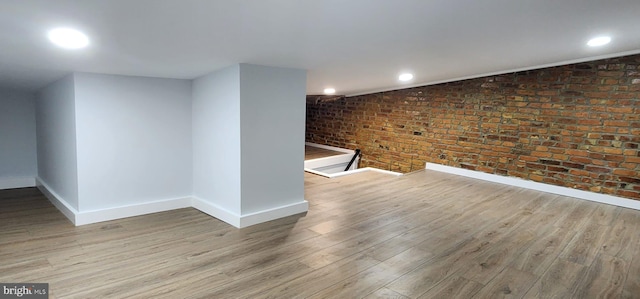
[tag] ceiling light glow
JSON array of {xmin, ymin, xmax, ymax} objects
[
  {"xmin": 323, "ymin": 88, "xmax": 336, "ymax": 94},
  {"xmin": 587, "ymin": 36, "xmax": 611, "ymax": 47},
  {"xmin": 399, "ymin": 73, "xmax": 414, "ymax": 81},
  {"xmin": 48, "ymin": 28, "xmax": 89, "ymax": 49}
]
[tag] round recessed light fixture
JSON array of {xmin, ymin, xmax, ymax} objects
[
  {"xmin": 47, "ymin": 28, "xmax": 89, "ymax": 49},
  {"xmin": 587, "ymin": 36, "xmax": 611, "ymax": 47},
  {"xmin": 323, "ymin": 88, "xmax": 336, "ymax": 95},
  {"xmin": 399, "ymin": 73, "xmax": 414, "ymax": 82}
]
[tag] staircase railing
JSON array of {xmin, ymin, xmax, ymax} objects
[{"xmin": 344, "ymin": 149, "xmax": 361, "ymax": 171}]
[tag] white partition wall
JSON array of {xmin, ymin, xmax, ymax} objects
[
  {"xmin": 36, "ymin": 73, "xmax": 193, "ymax": 224},
  {"xmin": 35, "ymin": 75, "xmax": 80, "ymax": 211},
  {"xmin": 34, "ymin": 65, "xmax": 306, "ymax": 227},
  {"xmin": 74, "ymin": 73, "xmax": 193, "ymax": 212},
  {"xmin": 192, "ymin": 65, "xmax": 243, "ymax": 219},
  {"xmin": 0, "ymin": 89, "xmax": 37, "ymax": 189},
  {"xmin": 239, "ymin": 64, "xmax": 306, "ymax": 215},
  {"xmin": 193, "ymin": 64, "xmax": 308, "ymax": 227}
]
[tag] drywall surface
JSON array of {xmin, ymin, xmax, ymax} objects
[
  {"xmin": 192, "ymin": 65, "xmax": 242, "ymax": 214},
  {"xmin": 35, "ymin": 75, "xmax": 79, "ymax": 209},
  {"xmin": 0, "ymin": 89, "xmax": 37, "ymax": 186},
  {"xmin": 74, "ymin": 73, "xmax": 192, "ymax": 211},
  {"xmin": 239, "ymin": 64, "xmax": 307, "ymax": 214}
]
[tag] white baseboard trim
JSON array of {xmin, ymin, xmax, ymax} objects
[
  {"xmin": 425, "ymin": 163, "xmax": 640, "ymax": 210},
  {"xmin": 305, "ymin": 167, "xmax": 403, "ymax": 178},
  {"xmin": 36, "ymin": 178, "xmax": 78, "ymax": 225},
  {"xmin": 239, "ymin": 200, "xmax": 309, "ymax": 228},
  {"xmin": 191, "ymin": 197, "xmax": 242, "ymax": 228},
  {"xmin": 37, "ymin": 177, "xmax": 193, "ymax": 226},
  {"xmin": 0, "ymin": 177, "xmax": 36, "ymax": 190},
  {"xmin": 191, "ymin": 197, "xmax": 309, "ymax": 228},
  {"xmin": 305, "ymin": 142, "xmax": 354, "ymax": 154},
  {"xmin": 75, "ymin": 197, "xmax": 192, "ymax": 226},
  {"xmin": 35, "ymin": 179, "xmax": 308, "ymax": 228}
]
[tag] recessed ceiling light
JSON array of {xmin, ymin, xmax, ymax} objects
[
  {"xmin": 587, "ymin": 36, "xmax": 611, "ymax": 47},
  {"xmin": 47, "ymin": 28, "xmax": 89, "ymax": 49},
  {"xmin": 323, "ymin": 88, "xmax": 336, "ymax": 95},
  {"xmin": 399, "ymin": 73, "xmax": 414, "ymax": 82}
]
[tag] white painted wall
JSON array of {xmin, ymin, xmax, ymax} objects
[
  {"xmin": 74, "ymin": 73, "xmax": 192, "ymax": 211},
  {"xmin": 0, "ymin": 89, "xmax": 37, "ymax": 188},
  {"xmin": 35, "ymin": 75, "xmax": 79, "ymax": 210},
  {"xmin": 32, "ymin": 66, "xmax": 306, "ymax": 227},
  {"xmin": 239, "ymin": 64, "xmax": 307, "ymax": 214},
  {"xmin": 192, "ymin": 65, "xmax": 242, "ymax": 215}
]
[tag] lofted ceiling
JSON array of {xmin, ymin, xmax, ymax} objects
[{"xmin": 1, "ymin": 0, "xmax": 640, "ymax": 96}]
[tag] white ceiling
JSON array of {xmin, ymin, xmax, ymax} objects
[{"xmin": 1, "ymin": 0, "xmax": 640, "ymax": 96}]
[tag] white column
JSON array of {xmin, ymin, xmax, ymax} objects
[{"xmin": 192, "ymin": 63, "xmax": 308, "ymax": 227}]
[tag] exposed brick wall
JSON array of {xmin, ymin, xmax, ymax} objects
[{"xmin": 306, "ymin": 54, "xmax": 640, "ymax": 200}]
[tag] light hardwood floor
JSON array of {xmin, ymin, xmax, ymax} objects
[
  {"xmin": 1, "ymin": 170, "xmax": 640, "ymax": 298},
  {"xmin": 304, "ymin": 145, "xmax": 346, "ymax": 160}
]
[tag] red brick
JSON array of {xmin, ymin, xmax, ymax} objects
[
  {"xmin": 604, "ymin": 120, "xmax": 628, "ymax": 127},
  {"xmin": 566, "ymin": 149, "xmax": 589, "ymax": 157},
  {"xmin": 585, "ymin": 166, "xmax": 611, "ymax": 173},
  {"xmin": 531, "ymin": 151, "xmax": 553, "ymax": 158},
  {"xmin": 603, "ymin": 147, "xmax": 624, "ymax": 155},
  {"xmin": 617, "ymin": 190, "xmax": 640, "ymax": 198},
  {"xmin": 619, "ymin": 163, "xmax": 637, "ymax": 169}
]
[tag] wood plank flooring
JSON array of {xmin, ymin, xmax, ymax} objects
[
  {"xmin": 1, "ymin": 170, "xmax": 640, "ymax": 298},
  {"xmin": 304, "ymin": 145, "xmax": 345, "ymax": 160}
]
